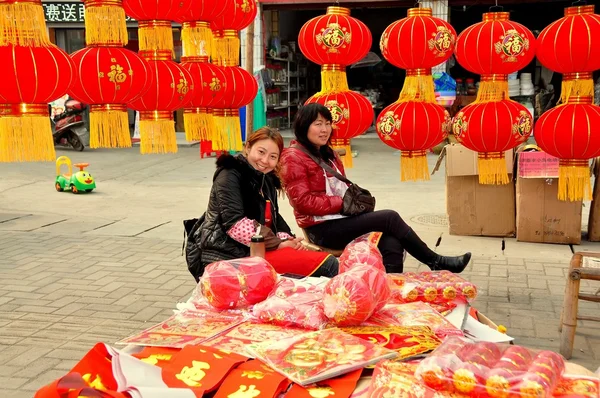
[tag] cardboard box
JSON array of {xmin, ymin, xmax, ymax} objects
[
  {"xmin": 516, "ymin": 152, "xmax": 582, "ymax": 244},
  {"xmin": 435, "ymin": 144, "xmax": 516, "ymax": 237}
]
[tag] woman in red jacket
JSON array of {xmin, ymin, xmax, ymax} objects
[{"xmin": 280, "ymin": 103, "xmax": 471, "ymax": 273}]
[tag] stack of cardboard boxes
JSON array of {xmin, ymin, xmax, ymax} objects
[{"xmin": 437, "ymin": 144, "xmax": 584, "ymax": 244}]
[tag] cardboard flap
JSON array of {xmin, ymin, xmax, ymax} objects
[
  {"xmin": 431, "ymin": 145, "xmax": 447, "ymax": 176},
  {"xmin": 445, "ymin": 144, "xmax": 513, "ymax": 178}
]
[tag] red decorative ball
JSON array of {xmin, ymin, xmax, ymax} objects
[
  {"xmin": 238, "ymin": 257, "xmax": 277, "ymax": 304},
  {"xmin": 180, "ymin": 59, "xmax": 227, "ymax": 108},
  {"xmin": 201, "ymin": 261, "xmax": 240, "ymax": 310},
  {"xmin": 211, "ymin": 0, "xmax": 257, "ymax": 32},
  {"xmin": 324, "ymin": 269, "xmax": 376, "ymax": 326},
  {"xmin": 339, "ymin": 251, "xmax": 385, "ymax": 274},
  {"xmin": 213, "ymin": 66, "xmax": 258, "ymax": 110},
  {"xmin": 123, "ymin": 0, "xmax": 192, "ymax": 21}
]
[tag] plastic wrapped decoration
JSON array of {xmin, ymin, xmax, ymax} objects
[
  {"xmin": 252, "ymin": 278, "xmax": 328, "ymax": 330},
  {"xmin": 389, "ymin": 270, "xmax": 478, "ymax": 305},
  {"xmin": 415, "ymin": 337, "xmax": 566, "ymax": 397},
  {"xmin": 200, "ymin": 257, "xmax": 278, "ymax": 310},
  {"xmin": 339, "ymin": 232, "xmax": 385, "ymax": 274},
  {"xmin": 323, "ymin": 264, "xmax": 391, "ymax": 326}
]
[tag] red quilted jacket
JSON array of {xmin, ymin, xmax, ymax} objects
[{"xmin": 280, "ymin": 141, "xmax": 347, "ymax": 228}]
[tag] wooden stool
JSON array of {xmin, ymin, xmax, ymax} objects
[
  {"xmin": 559, "ymin": 252, "xmax": 600, "ymax": 359},
  {"xmin": 301, "ymin": 229, "xmax": 344, "ymax": 257}
]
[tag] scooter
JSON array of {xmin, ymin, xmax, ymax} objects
[{"xmin": 52, "ymin": 98, "xmax": 89, "ymax": 152}]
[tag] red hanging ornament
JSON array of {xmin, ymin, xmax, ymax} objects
[
  {"xmin": 0, "ymin": 0, "xmax": 50, "ymax": 47},
  {"xmin": 211, "ymin": 0, "xmax": 257, "ymax": 66},
  {"xmin": 69, "ymin": 47, "xmax": 151, "ymax": 148},
  {"xmin": 178, "ymin": 0, "xmax": 227, "ymax": 59},
  {"xmin": 0, "ymin": 44, "xmax": 75, "ymax": 162}
]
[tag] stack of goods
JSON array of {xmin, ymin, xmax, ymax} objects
[{"xmin": 520, "ymin": 73, "xmax": 534, "ymax": 96}]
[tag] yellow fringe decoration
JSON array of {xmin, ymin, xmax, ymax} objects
[
  {"xmin": 214, "ymin": 35, "xmax": 240, "ymax": 66},
  {"xmin": 0, "ymin": 2, "xmax": 50, "ymax": 46},
  {"xmin": 332, "ymin": 143, "xmax": 353, "ymax": 168},
  {"xmin": 182, "ymin": 25, "xmax": 213, "ymax": 58},
  {"xmin": 475, "ymin": 80, "xmax": 509, "ymax": 103},
  {"xmin": 400, "ymin": 151, "xmax": 430, "ymax": 181},
  {"xmin": 139, "ymin": 24, "xmax": 174, "ymax": 53},
  {"xmin": 398, "ymin": 76, "xmax": 436, "ymax": 103},
  {"xmin": 89, "ymin": 110, "xmax": 131, "ymax": 148},
  {"xmin": 213, "ymin": 114, "xmax": 243, "ymax": 151},
  {"xmin": 139, "ymin": 120, "xmax": 178, "ymax": 154},
  {"xmin": 0, "ymin": 115, "xmax": 55, "ymax": 162},
  {"xmin": 558, "ymin": 163, "xmax": 592, "ymax": 202},
  {"xmin": 184, "ymin": 111, "xmax": 214, "ymax": 141},
  {"xmin": 319, "ymin": 70, "xmax": 349, "ymax": 94},
  {"xmin": 84, "ymin": 5, "xmax": 128, "ymax": 46},
  {"xmin": 477, "ymin": 156, "xmax": 510, "ymax": 185},
  {"xmin": 560, "ymin": 79, "xmax": 594, "ymax": 104}
]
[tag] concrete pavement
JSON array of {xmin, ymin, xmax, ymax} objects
[{"xmin": 0, "ymin": 139, "xmax": 598, "ymax": 396}]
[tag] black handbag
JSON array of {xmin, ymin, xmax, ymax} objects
[{"xmin": 291, "ymin": 144, "xmax": 375, "ymax": 216}]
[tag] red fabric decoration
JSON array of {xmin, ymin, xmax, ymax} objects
[
  {"xmin": 181, "ymin": 59, "xmax": 226, "ymax": 109},
  {"xmin": 380, "ymin": 8, "xmax": 456, "ymax": 70},
  {"xmin": 122, "ymin": 0, "xmax": 191, "ymax": 21},
  {"xmin": 177, "ymin": 0, "xmax": 226, "ymax": 23},
  {"xmin": 211, "ymin": 0, "xmax": 257, "ymax": 31}
]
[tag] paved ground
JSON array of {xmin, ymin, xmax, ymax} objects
[{"xmin": 0, "ymin": 138, "xmax": 599, "ymax": 396}]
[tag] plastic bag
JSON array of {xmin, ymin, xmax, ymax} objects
[
  {"xmin": 200, "ymin": 257, "xmax": 278, "ymax": 310},
  {"xmin": 415, "ymin": 336, "xmax": 566, "ymax": 397},
  {"xmin": 323, "ymin": 265, "xmax": 391, "ymax": 326},
  {"xmin": 389, "ymin": 270, "xmax": 478, "ymax": 305},
  {"xmin": 252, "ymin": 278, "xmax": 328, "ymax": 330},
  {"xmin": 339, "ymin": 233, "xmax": 386, "ymax": 274}
]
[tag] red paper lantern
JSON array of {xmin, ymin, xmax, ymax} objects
[
  {"xmin": 178, "ymin": 0, "xmax": 226, "ymax": 22},
  {"xmin": 534, "ymin": 98, "xmax": 600, "ymax": 201},
  {"xmin": 122, "ymin": 0, "xmax": 190, "ymax": 21},
  {"xmin": 452, "ymin": 100, "xmax": 532, "ymax": 184},
  {"xmin": 298, "ymin": 6, "xmax": 371, "ymax": 67},
  {"xmin": 536, "ymin": 5, "xmax": 600, "ymax": 102},
  {"xmin": 0, "ymin": 44, "xmax": 75, "ymax": 162},
  {"xmin": 201, "ymin": 261, "xmax": 241, "ymax": 310},
  {"xmin": 211, "ymin": 0, "xmax": 257, "ymax": 32},
  {"xmin": 455, "ymin": 12, "xmax": 535, "ymax": 76},
  {"xmin": 305, "ymin": 90, "xmax": 374, "ymax": 156},
  {"xmin": 178, "ymin": 0, "xmax": 228, "ymax": 60},
  {"xmin": 129, "ymin": 52, "xmax": 194, "ymax": 154},
  {"xmin": 377, "ymin": 101, "xmax": 448, "ymax": 181},
  {"xmin": 238, "ymin": 257, "xmax": 277, "ymax": 304},
  {"xmin": 69, "ymin": 46, "xmax": 151, "ymax": 148},
  {"xmin": 380, "ymin": 8, "xmax": 456, "ymax": 70}
]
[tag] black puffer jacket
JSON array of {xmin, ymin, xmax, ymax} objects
[{"xmin": 199, "ymin": 154, "xmax": 293, "ymax": 265}]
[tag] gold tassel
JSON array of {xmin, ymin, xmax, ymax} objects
[
  {"xmin": 213, "ymin": 109, "xmax": 242, "ymax": 152},
  {"xmin": 0, "ymin": 1, "xmax": 50, "ymax": 46},
  {"xmin": 331, "ymin": 139, "xmax": 352, "ymax": 168},
  {"xmin": 139, "ymin": 21, "xmax": 174, "ymax": 53},
  {"xmin": 84, "ymin": 2, "xmax": 128, "ymax": 46},
  {"xmin": 89, "ymin": 105, "xmax": 131, "ymax": 148},
  {"xmin": 318, "ymin": 66, "xmax": 349, "ymax": 94},
  {"xmin": 184, "ymin": 108, "xmax": 214, "ymax": 141},
  {"xmin": 477, "ymin": 152, "xmax": 510, "ymax": 185},
  {"xmin": 0, "ymin": 114, "xmax": 55, "ymax": 162},
  {"xmin": 139, "ymin": 111, "xmax": 177, "ymax": 154},
  {"xmin": 398, "ymin": 70, "xmax": 436, "ymax": 103},
  {"xmin": 475, "ymin": 78, "xmax": 509, "ymax": 103},
  {"xmin": 400, "ymin": 150, "xmax": 430, "ymax": 181},
  {"xmin": 182, "ymin": 22, "xmax": 213, "ymax": 58},
  {"xmin": 560, "ymin": 76, "xmax": 594, "ymax": 104},
  {"xmin": 558, "ymin": 160, "xmax": 592, "ymax": 201},
  {"xmin": 214, "ymin": 30, "xmax": 240, "ymax": 66}
]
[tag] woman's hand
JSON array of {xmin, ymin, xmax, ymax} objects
[{"xmin": 278, "ymin": 237, "xmax": 307, "ymax": 251}]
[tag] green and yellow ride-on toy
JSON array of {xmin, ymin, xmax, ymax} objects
[{"xmin": 55, "ymin": 156, "xmax": 96, "ymax": 194}]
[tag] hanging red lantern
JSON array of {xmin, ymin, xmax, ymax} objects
[
  {"xmin": 0, "ymin": 44, "xmax": 75, "ymax": 162},
  {"xmin": 178, "ymin": 0, "xmax": 228, "ymax": 59},
  {"xmin": 211, "ymin": 65, "xmax": 257, "ymax": 151},
  {"xmin": 0, "ymin": 0, "xmax": 50, "ymax": 47},
  {"xmin": 180, "ymin": 56, "xmax": 227, "ymax": 141},
  {"xmin": 211, "ymin": 0, "xmax": 257, "ymax": 66},
  {"xmin": 69, "ymin": 47, "xmax": 151, "ymax": 148},
  {"xmin": 305, "ymin": 90, "xmax": 374, "ymax": 166},
  {"xmin": 298, "ymin": 6, "xmax": 371, "ymax": 93},
  {"xmin": 380, "ymin": 8, "xmax": 456, "ymax": 102},
  {"xmin": 536, "ymin": 5, "xmax": 600, "ymax": 102},
  {"xmin": 128, "ymin": 51, "xmax": 194, "ymax": 154},
  {"xmin": 376, "ymin": 101, "xmax": 448, "ymax": 181},
  {"xmin": 534, "ymin": 98, "xmax": 600, "ymax": 201},
  {"xmin": 455, "ymin": 12, "xmax": 535, "ymax": 102},
  {"xmin": 452, "ymin": 100, "xmax": 533, "ymax": 184}
]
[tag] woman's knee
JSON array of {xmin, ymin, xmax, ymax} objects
[{"xmin": 314, "ymin": 255, "xmax": 339, "ymax": 277}]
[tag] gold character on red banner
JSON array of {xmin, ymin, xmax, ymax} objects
[
  {"xmin": 228, "ymin": 385, "xmax": 261, "ymax": 398},
  {"xmin": 176, "ymin": 360, "xmax": 211, "ymax": 387}
]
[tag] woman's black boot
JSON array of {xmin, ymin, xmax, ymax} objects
[{"xmin": 400, "ymin": 229, "xmax": 471, "ymax": 274}]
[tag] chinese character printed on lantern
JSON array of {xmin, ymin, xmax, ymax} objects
[{"xmin": 108, "ymin": 64, "xmax": 127, "ymax": 83}]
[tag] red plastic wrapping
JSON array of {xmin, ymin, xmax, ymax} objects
[
  {"xmin": 252, "ymin": 278, "xmax": 328, "ymax": 330},
  {"xmin": 339, "ymin": 233, "xmax": 386, "ymax": 274},
  {"xmin": 200, "ymin": 257, "xmax": 278, "ymax": 310},
  {"xmin": 324, "ymin": 265, "xmax": 391, "ymax": 326},
  {"xmin": 415, "ymin": 337, "xmax": 566, "ymax": 397},
  {"xmin": 389, "ymin": 270, "xmax": 478, "ymax": 305}
]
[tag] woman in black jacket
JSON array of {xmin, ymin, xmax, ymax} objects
[{"xmin": 197, "ymin": 127, "xmax": 338, "ymax": 278}]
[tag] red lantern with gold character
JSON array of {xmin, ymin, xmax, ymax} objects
[
  {"xmin": 69, "ymin": 47, "xmax": 151, "ymax": 148},
  {"xmin": 211, "ymin": 0, "xmax": 257, "ymax": 66},
  {"xmin": 0, "ymin": 44, "xmax": 75, "ymax": 162},
  {"xmin": 377, "ymin": 101, "xmax": 449, "ymax": 181},
  {"xmin": 178, "ymin": 0, "xmax": 227, "ymax": 59},
  {"xmin": 537, "ymin": 5, "xmax": 600, "ymax": 102},
  {"xmin": 305, "ymin": 90, "xmax": 374, "ymax": 164},
  {"xmin": 535, "ymin": 98, "xmax": 600, "ymax": 201},
  {"xmin": 129, "ymin": 51, "xmax": 194, "ymax": 154},
  {"xmin": 452, "ymin": 100, "xmax": 533, "ymax": 184}
]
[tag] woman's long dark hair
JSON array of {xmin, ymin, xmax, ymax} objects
[{"xmin": 293, "ymin": 103, "xmax": 337, "ymax": 163}]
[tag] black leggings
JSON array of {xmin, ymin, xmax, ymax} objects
[{"xmin": 305, "ymin": 210, "xmax": 409, "ymax": 271}]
